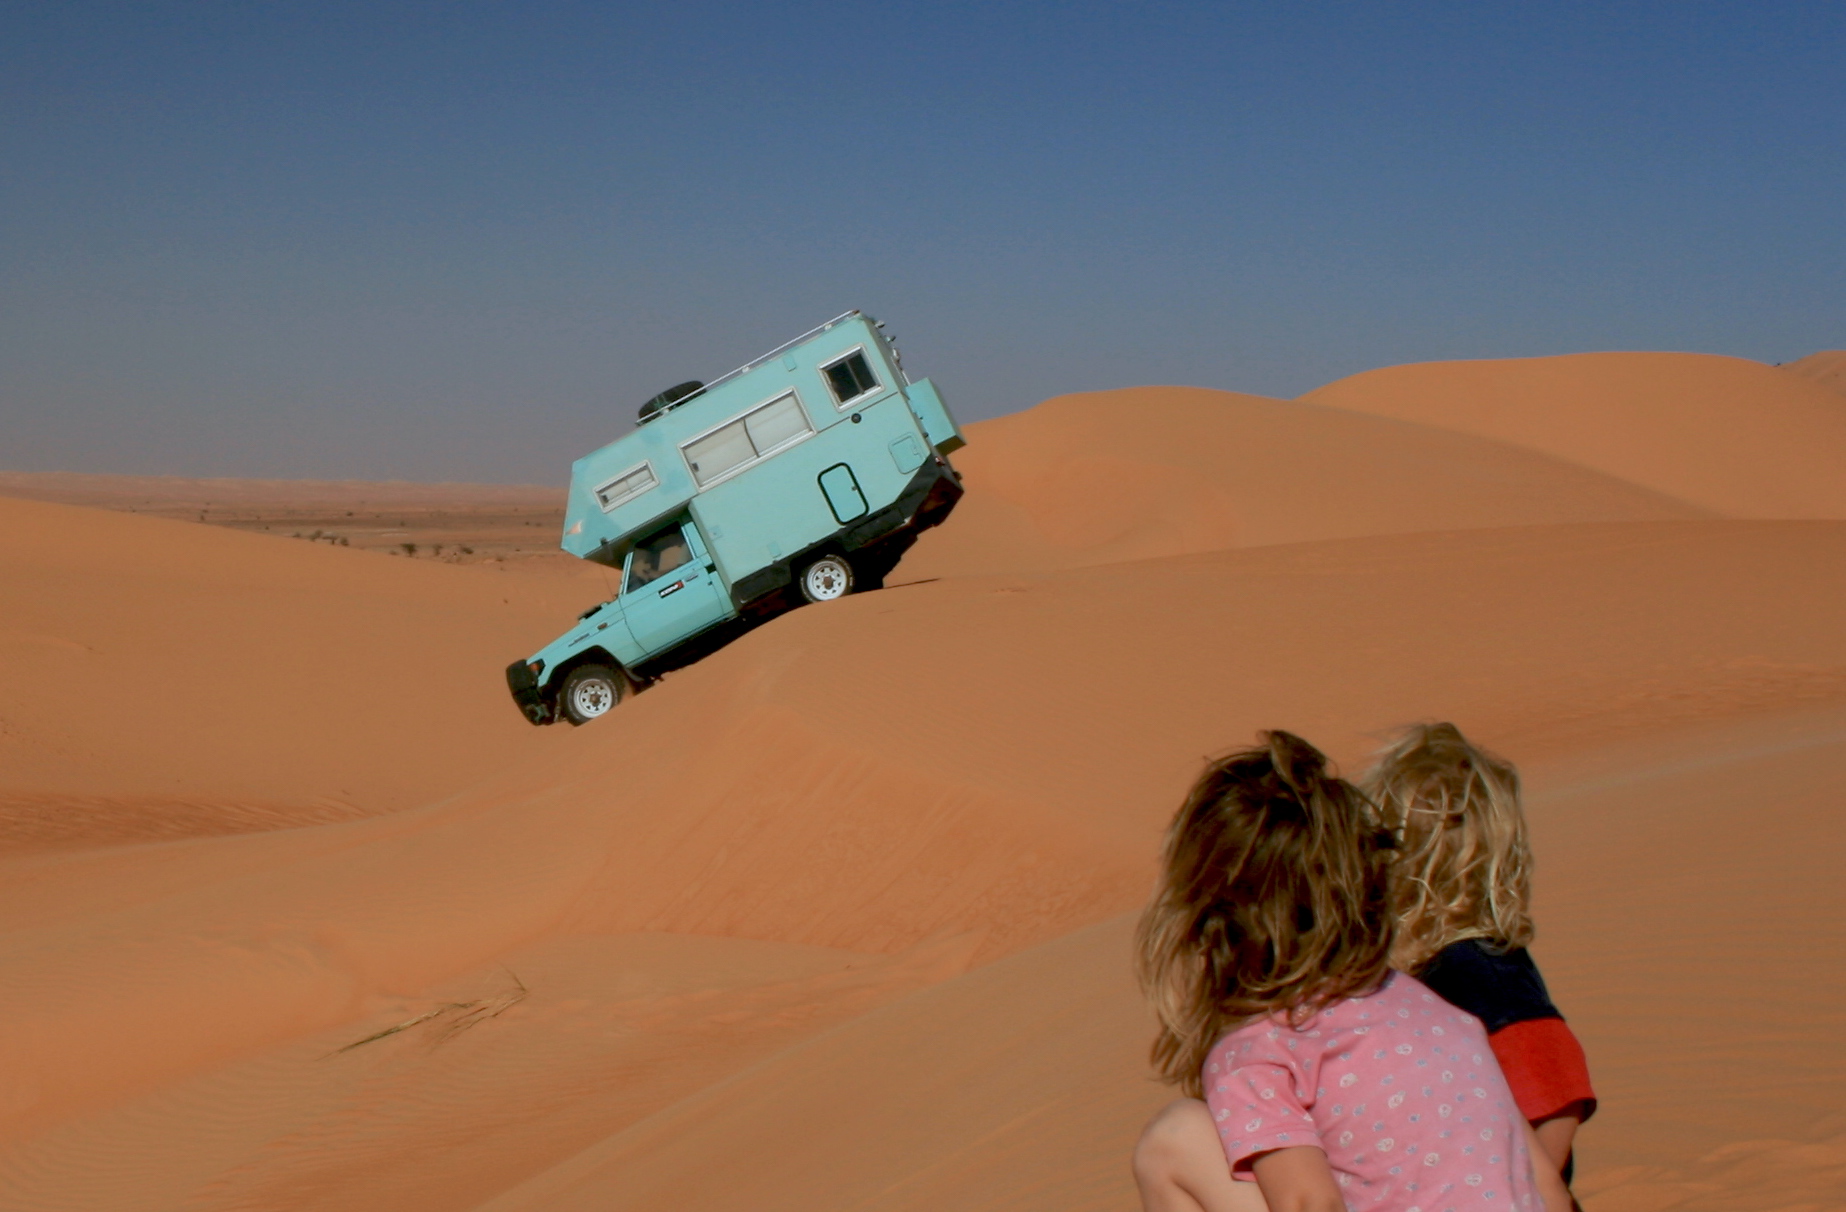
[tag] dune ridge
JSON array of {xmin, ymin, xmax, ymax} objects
[
  {"xmin": 900, "ymin": 385, "xmax": 1704, "ymax": 579},
  {"xmin": 1300, "ymin": 352, "xmax": 1846, "ymax": 519},
  {"xmin": 1782, "ymin": 349, "xmax": 1846, "ymax": 396}
]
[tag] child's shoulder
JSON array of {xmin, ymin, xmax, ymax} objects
[
  {"xmin": 1352, "ymin": 969, "xmax": 1490, "ymax": 1027},
  {"xmin": 1415, "ymin": 939, "xmax": 1561, "ymax": 1033},
  {"xmin": 1212, "ymin": 972, "xmax": 1477, "ymax": 1054}
]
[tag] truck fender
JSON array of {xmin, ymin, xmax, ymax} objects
[{"xmin": 544, "ymin": 647, "xmax": 643, "ymax": 699}]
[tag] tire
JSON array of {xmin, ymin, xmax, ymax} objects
[
  {"xmin": 797, "ymin": 554, "xmax": 854, "ymax": 603},
  {"xmin": 559, "ymin": 664, "xmax": 624, "ymax": 725}
]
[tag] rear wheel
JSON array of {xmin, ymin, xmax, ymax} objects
[
  {"xmin": 559, "ymin": 664, "xmax": 624, "ymax": 725},
  {"xmin": 797, "ymin": 555, "xmax": 854, "ymax": 603}
]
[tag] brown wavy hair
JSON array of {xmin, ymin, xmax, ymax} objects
[
  {"xmin": 1135, "ymin": 731, "xmax": 1394, "ymax": 1096},
  {"xmin": 1361, "ymin": 723, "xmax": 1534, "ymax": 974}
]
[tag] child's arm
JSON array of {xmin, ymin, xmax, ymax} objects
[
  {"xmin": 1133, "ymin": 1098, "xmax": 1272, "ymax": 1212},
  {"xmin": 1532, "ymin": 1100, "xmax": 1588, "ymax": 1171},
  {"xmin": 1522, "ymin": 1120, "xmax": 1574, "ymax": 1212},
  {"xmin": 1249, "ymin": 1146, "xmax": 1344, "ymax": 1212}
]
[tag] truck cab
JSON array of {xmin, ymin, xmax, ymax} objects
[{"xmin": 506, "ymin": 311, "xmax": 965, "ymax": 725}]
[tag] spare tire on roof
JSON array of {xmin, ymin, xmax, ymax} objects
[{"xmin": 638, "ymin": 380, "xmax": 704, "ymax": 423}]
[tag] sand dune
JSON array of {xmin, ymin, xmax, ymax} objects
[
  {"xmin": 3, "ymin": 509, "xmax": 1843, "ymax": 1209},
  {"xmin": 1783, "ymin": 349, "xmax": 1846, "ymax": 396},
  {"xmin": 0, "ymin": 495, "xmax": 599, "ymax": 842},
  {"xmin": 473, "ymin": 707, "xmax": 1846, "ymax": 1212},
  {"xmin": 2, "ymin": 350, "xmax": 1843, "ymax": 1212},
  {"xmin": 1, "ymin": 932, "xmax": 974, "ymax": 1212},
  {"xmin": 1300, "ymin": 352, "xmax": 1846, "ymax": 518},
  {"xmin": 471, "ymin": 913, "xmax": 1165, "ymax": 1212},
  {"xmin": 901, "ymin": 386, "xmax": 1703, "ymax": 579}
]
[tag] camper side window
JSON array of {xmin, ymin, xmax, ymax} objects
[
  {"xmin": 822, "ymin": 350, "xmax": 879, "ymax": 407},
  {"xmin": 593, "ymin": 461, "xmax": 658, "ymax": 512},
  {"xmin": 627, "ymin": 526, "xmax": 692, "ymax": 592},
  {"xmin": 682, "ymin": 392, "xmax": 815, "ymax": 488},
  {"xmin": 683, "ymin": 419, "xmax": 755, "ymax": 486}
]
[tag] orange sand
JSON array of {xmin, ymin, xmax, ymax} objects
[
  {"xmin": 1, "ymin": 351, "xmax": 1841, "ymax": 1211},
  {"xmin": 1783, "ymin": 350, "xmax": 1846, "ymax": 397},
  {"xmin": 1300, "ymin": 352, "xmax": 1846, "ymax": 518}
]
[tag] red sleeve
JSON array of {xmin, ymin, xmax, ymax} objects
[{"xmin": 1489, "ymin": 1017, "xmax": 1597, "ymax": 1125}]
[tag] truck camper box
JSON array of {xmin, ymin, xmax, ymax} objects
[{"xmin": 506, "ymin": 311, "xmax": 965, "ymax": 726}]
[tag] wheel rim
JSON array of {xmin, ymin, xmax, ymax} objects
[
  {"xmin": 804, "ymin": 559, "xmax": 849, "ymax": 601},
  {"xmin": 570, "ymin": 677, "xmax": 616, "ymax": 718}
]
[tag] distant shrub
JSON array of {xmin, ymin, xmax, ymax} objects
[{"xmin": 402, "ymin": 542, "xmax": 418, "ymax": 556}]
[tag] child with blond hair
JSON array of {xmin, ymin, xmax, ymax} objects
[
  {"xmin": 1131, "ymin": 730, "xmax": 1571, "ymax": 1212},
  {"xmin": 1364, "ymin": 723, "xmax": 1594, "ymax": 1182}
]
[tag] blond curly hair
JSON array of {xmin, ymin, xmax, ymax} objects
[{"xmin": 1362, "ymin": 723, "xmax": 1534, "ymax": 974}]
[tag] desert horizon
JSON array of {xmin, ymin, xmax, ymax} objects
[{"xmin": 3, "ymin": 346, "xmax": 1843, "ymax": 1209}]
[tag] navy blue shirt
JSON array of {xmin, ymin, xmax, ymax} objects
[{"xmin": 1415, "ymin": 938, "xmax": 1562, "ymax": 1033}]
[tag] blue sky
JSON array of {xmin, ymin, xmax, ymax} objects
[{"xmin": 3, "ymin": 1, "xmax": 1842, "ymax": 483}]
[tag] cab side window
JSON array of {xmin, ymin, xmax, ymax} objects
[{"xmin": 626, "ymin": 525, "xmax": 692, "ymax": 592}]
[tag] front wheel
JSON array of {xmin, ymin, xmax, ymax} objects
[
  {"xmin": 797, "ymin": 555, "xmax": 854, "ymax": 603},
  {"xmin": 559, "ymin": 664, "xmax": 624, "ymax": 725}
]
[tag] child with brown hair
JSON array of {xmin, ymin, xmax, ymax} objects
[
  {"xmin": 1363, "ymin": 723, "xmax": 1595, "ymax": 1182},
  {"xmin": 1132, "ymin": 730, "xmax": 1570, "ymax": 1212}
]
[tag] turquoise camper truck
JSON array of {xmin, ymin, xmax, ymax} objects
[{"xmin": 506, "ymin": 311, "xmax": 966, "ymax": 726}]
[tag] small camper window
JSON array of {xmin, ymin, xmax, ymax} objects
[
  {"xmin": 683, "ymin": 392, "xmax": 815, "ymax": 488},
  {"xmin": 593, "ymin": 462, "xmax": 658, "ymax": 512},
  {"xmin": 822, "ymin": 349, "xmax": 879, "ymax": 407}
]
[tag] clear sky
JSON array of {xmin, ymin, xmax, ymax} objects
[{"xmin": 4, "ymin": 1, "xmax": 1842, "ymax": 484}]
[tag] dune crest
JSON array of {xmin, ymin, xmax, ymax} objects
[
  {"xmin": 1300, "ymin": 352, "xmax": 1846, "ymax": 518},
  {"xmin": 1781, "ymin": 349, "xmax": 1846, "ymax": 396},
  {"xmin": 902, "ymin": 386, "xmax": 1703, "ymax": 580}
]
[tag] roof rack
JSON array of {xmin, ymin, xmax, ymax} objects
[{"xmin": 649, "ymin": 310, "xmax": 863, "ymax": 420}]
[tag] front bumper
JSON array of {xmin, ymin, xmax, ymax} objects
[{"xmin": 504, "ymin": 659, "xmax": 553, "ymax": 726}]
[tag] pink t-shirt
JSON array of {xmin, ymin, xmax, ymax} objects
[{"xmin": 1203, "ymin": 971, "xmax": 1541, "ymax": 1212}]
